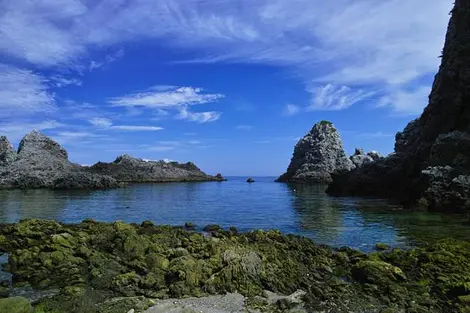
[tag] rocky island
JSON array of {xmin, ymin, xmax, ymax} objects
[
  {"xmin": 276, "ymin": 121, "xmax": 354, "ymax": 184},
  {"xmin": 0, "ymin": 219, "xmax": 469, "ymax": 313},
  {"xmin": 326, "ymin": 0, "xmax": 470, "ymax": 213},
  {"xmin": 0, "ymin": 131, "xmax": 224, "ymax": 190}
]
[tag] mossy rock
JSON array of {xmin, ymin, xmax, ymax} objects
[
  {"xmin": 352, "ymin": 260, "xmax": 406, "ymax": 285},
  {"xmin": 0, "ymin": 297, "xmax": 31, "ymax": 313},
  {"xmin": 203, "ymin": 225, "xmax": 222, "ymax": 232}
]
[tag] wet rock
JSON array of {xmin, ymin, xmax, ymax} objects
[
  {"xmin": 87, "ymin": 154, "xmax": 222, "ymax": 183},
  {"xmin": 352, "ymin": 260, "xmax": 407, "ymax": 285},
  {"xmin": 184, "ymin": 223, "xmax": 196, "ymax": 230},
  {"xmin": 246, "ymin": 178, "xmax": 255, "ymax": 183},
  {"xmin": 0, "ymin": 296, "xmax": 31, "ymax": 313},
  {"xmin": 203, "ymin": 224, "xmax": 222, "ymax": 232},
  {"xmin": 277, "ymin": 121, "xmax": 354, "ymax": 184}
]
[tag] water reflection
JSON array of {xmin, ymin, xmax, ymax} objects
[{"xmin": 0, "ymin": 177, "xmax": 468, "ymax": 251}]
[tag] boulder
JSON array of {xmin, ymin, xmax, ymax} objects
[
  {"xmin": 277, "ymin": 121, "xmax": 354, "ymax": 184},
  {"xmin": 247, "ymin": 178, "xmax": 255, "ymax": 183},
  {"xmin": 327, "ymin": 1, "xmax": 470, "ymax": 213},
  {"xmin": 350, "ymin": 148, "xmax": 374, "ymax": 168}
]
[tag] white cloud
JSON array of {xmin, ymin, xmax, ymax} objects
[
  {"xmin": 109, "ymin": 125, "xmax": 163, "ymax": 131},
  {"xmin": 188, "ymin": 140, "xmax": 201, "ymax": 145},
  {"xmin": 236, "ymin": 125, "xmax": 252, "ymax": 130},
  {"xmin": 110, "ymin": 86, "xmax": 223, "ymax": 109},
  {"xmin": 0, "ymin": 0, "xmax": 451, "ymax": 115},
  {"xmin": 0, "ymin": 65, "xmax": 55, "ymax": 117},
  {"xmin": 307, "ymin": 84, "xmax": 375, "ymax": 111},
  {"xmin": 89, "ymin": 117, "xmax": 113, "ymax": 128},
  {"xmin": 50, "ymin": 75, "xmax": 82, "ymax": 87},
  {"xmin": 88, "ymin": 117, "xmax": 163, "ymax": 131},
  {"xmin": 377, "ymin": 86, "xmax": 431, "ymax": 115},
  {"xmin": 283, "ymin": 104, "xmax": 300, "ymax": 116},
  {"xmin": 0, "ymin": 120, "xmax": 65, "ymax": 142},
  {"xmin": 177, "ymin": 107, "xmax": 221, "ymax": 123}
]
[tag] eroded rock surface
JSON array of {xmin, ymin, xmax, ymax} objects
[{"xmin": 277, "ymin": 121, "xmax": 354, "ymax": 183}]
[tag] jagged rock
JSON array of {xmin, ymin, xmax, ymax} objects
[
  {"xmin": 87, "ymin": 154, "xmax": 223, "ymax": 183},
  {"xmin": 350, "ymin": 148, "xmax": 374, "ymax": 168},
  {"xmin": 367, "ymin": 151, "xmax": 383, "ymax": 161},
  {"xmin": 327, "ymin": 1, "xmax": 470, "ymax": 213},
  {"xmin": 0, "ymin": 131, "xmax": 120, "ymax": 189},
  {"xmin": 277, "ymin": 121, "xmax": 354, "ymax": 183},
  {"xmin": 0, "ymin": 136, "xmax": 16, "ymax": 167}
]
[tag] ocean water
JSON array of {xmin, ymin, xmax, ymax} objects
[{"xmin": 0, "ymin": 176, "xmax": 469, "ymax": 251}]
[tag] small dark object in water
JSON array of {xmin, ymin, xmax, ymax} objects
[
  {"xmin": 184, "ymin": 222, "xmax": 196, "ymax": 230},
  {"xmin": 203, "ymin": 224, "xmax": 222, "ymax": 232},
  {"xmin": 247, "ymin": 178, "xmax": 255, "ymax": 183}
]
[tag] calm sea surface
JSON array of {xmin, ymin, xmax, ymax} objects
[{"xmin": 0, "ymin": 176, "xmax": 469, "ymax": 251}]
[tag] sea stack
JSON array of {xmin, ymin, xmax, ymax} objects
[
  {"xmin": 327, "ymin": 0, "xmax": 470, "ymax": 213},
  {"xmin": 276, "ymin": 121, "xmax": 354, "ymax": 184}
]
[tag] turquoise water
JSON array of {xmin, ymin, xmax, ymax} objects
[{"xmin": 0, "ymin": 176, "xmax": 469, "ymax": 251}]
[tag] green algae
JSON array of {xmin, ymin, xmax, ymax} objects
[{"xmin": 0, "ymin": 219, "xmax": 468, "ymax": 313}]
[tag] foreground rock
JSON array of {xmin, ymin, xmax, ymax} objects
[
  {"xmin": 327, "ymin": 1, "xmax": 470, "ymax": 212},
  {"xmin": 87, "ymin": 154, "xmax": 225, "ymax": 183},
  {"xmin": 0, "ymin": 297, "xmax": 31, "ymax": 313},
  {"xmin": 0, "ymin": 131, "xmax": 120, "ymax": 189},
  {"xmin": 277, "ymin": 121, "xmax": 354, "ymax": 183},
  {"xmin": 0, "ymin": 219, "xmax": 469, "ymax": 313}
]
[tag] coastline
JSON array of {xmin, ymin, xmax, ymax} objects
[{"xmin": 0, "ymin": 219, "xmax": 469, "ymax": 313}]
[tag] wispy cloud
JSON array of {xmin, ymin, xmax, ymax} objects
[
  {"xmin": 0, "ymin": 120, "xmax": 65, "ymax": 142},
  {"xmin": 236, "ymin": 125, "xmax": 252, "ymax": 130},
  {"xmin": 307, "ymin": 84, "xmax": 375, "ymax": 111},
  {"xmin": 0, "ymin": 65, "xmax": 56, "ymax": 117},
  {"xmin": 89, "ymin": 48, "xmax": 125, "ymax": 72},
  {"xmin": 283, "ymin": 104, "xmax": 300, "ymax": 116},
  {"xmin": 88, "ymin": 117, "xmax": 163, "ymax": 131},
  {"xmin": 177, "ymin": 107, "xmax": 222, "ymax": 123}
]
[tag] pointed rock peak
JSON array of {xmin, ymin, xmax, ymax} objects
[
  {"xmin": 0, "ymin": 135, "xmax": 16, "ymax": 167},
  {"xmin": 354, "ymin": 148, "xmax": 365, "ymax": 156},
  {"xmin": 113, "ymin": 154, "xmax": 136, "ymax": 163},
  {"xmin": 17, "ymin": 130, "xmax": 68, "ymax": 160}
]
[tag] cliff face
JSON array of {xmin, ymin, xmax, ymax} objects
[
  {"xmin": 277, "ymin": 121, "xmax": 354, "ymax": 183},
  {"xmin": 87, "ymin": 154, "xmax": 224, "ymax": 183},
  {"xmin": 327, "ymin": 0, "xmax": 470, "ymax": 212}
]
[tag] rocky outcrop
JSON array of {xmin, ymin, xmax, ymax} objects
[
  {"xmin": 350, "ymin": 148, "xmax": 374, "ymax": 168},
  {"xmin": 277, "ymin": 121, "xmax": 354, "ymax": 183},
  {"xmin": 0, "ymin": 136, "xmax": 16, "ymax": 167},
  {"xmin": 87, "ymin": 154, "xmax": 224, "ymax": 183},
  {"xmin": 0, "ymin": 131, "xmax": 120, "ymax": 189},
  {"xmin": 327, "ymin": 0, "xmax": 470, "ymax": 212}
]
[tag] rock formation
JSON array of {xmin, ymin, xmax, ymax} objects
[
  {"xmin": 277, "ymin": 121, "xmax": 354, "ymax": 183},
  {"xmin": 0, "ymin": 131, "xmax": 120, "ymax": 189},
  {"xmin": 0, "ymin": 131, "xmax": 223, "ymax": 189},
  {"xmin": 327, "ymin": 0, "xmax": 470, "ymax": 212},
  {"xmin": 86, "ymin": 154, "xmax": 224, "ymax": 183},
  {"xmin": 247, "ymin": 177, "xmax": 255, "ymax": 183},
  {"xmin": 350, "ymin": 148, "xmax": 374, "ymax": 168},
  {"xmin": 0, "ymin": 136, "xmax": 16, "ymax": 167}
]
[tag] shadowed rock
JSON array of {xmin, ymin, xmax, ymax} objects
[
  {"xmin": 327, "ymin": 0, "xmax": 470, "ymax": 213},
  {"xmin": 0, "ymin": 136, "xmax": 16, "ymax": 167}
]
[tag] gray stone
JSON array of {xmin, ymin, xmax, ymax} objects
[
  {"xmin": 86, "ymin": 154, "xmax": 223, "ymax": 183},
  {"xmin": 350, "ymin": 148, "xmax": 374, "ymax": 168},
  {"xmin": 277, "ymin": 121, "xmax": 354, "ymax": 184},
  {"xmin": 367, "ymin": 151, "xmax": 383, "ymax": 161},
  {"xmin": 0, "ymin": 136, "xmax": 16, "ymax": 167}
]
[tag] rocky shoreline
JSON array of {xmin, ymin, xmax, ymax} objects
[
  {"xmin": 0, "ymin": 219, "xmax": 469, "ymax": 313},
  {"xmin": 0, "ymin": 131, "xmax": 224, "ymax": 190}
]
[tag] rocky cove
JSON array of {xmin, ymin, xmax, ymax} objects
[{"xmin": 1, "ymin": 219, "xmax": 470, "ymax": 313}]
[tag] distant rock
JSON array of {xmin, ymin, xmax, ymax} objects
[
  {"xmin": 0, "ymin": 136, "xmax": 16, "ymax": 167},
  {"xmin": 276, "ymin": 121, "xmax": 354, "ymax": 184},
  {"xmin": 0, "ymin": 131, "xmax": 120, "ymax": 189},
  {"xmin": 87, "ymin": 154, "xmax": 224, "ymax": 183},
  {"xmin": 215, "ymin": 173, "xmax": 227, "ymax": 181},
  {"xmin": 350, "ymin": 148, "xmax": 374, "ymax": 168},
  {"xmin": 247, "ymin": 178, "xmax": 255, "ymax": 183},
  {"xmin": 367, "ymin": 151, "xmax": 383, "ymax": 161}
]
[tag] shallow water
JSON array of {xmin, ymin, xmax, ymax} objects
[{"xmin": 0, "ymin": 176, "xmax": 469, "ymax": 251}]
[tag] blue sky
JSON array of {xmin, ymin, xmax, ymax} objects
[{"xmin": 0, "ymin": 0, "xmax": 453, "ymax": 176}]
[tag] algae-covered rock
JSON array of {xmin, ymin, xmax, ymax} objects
[{"xmin": 0, "ymin": 297, "xmax": 31, "ymax": 313}]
